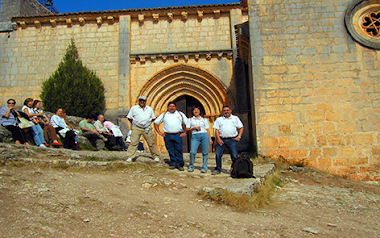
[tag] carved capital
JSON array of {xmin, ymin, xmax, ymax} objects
[
  {"xmin": 96, "ymin": 17, "xmax": 103, "ymax": 25},
  {"xmin": 181, "ymin": 12, "xmax": 188, "ymax": 21},
  {"xmin": 197, "ymin": 11, "xmax": 203, "ymax": 20},
  {"xmin": 78, "ymin": 17, "xmax": 85, "ymax": 26},
  {"xmin": 153, "ymin": 13, "xmax": 159, "ymax": 22},
  {"xmin": 19, "ymin": 21, "xmax": 27, "ymax": 29},
  {"xmin": 167, "ymin": 13, "xmax": 174, "ymax": 22}
]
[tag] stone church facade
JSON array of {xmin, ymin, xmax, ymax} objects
[{"xmin": 0, "ymin": 0, "xmax": 379, "ymax": 180}]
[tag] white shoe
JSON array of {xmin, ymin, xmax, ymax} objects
[
  {"xmin": 126, "ymin": 158, "xmax": 132, "ymax": 162},
  {"xmin": 154, "ymin": 157, "xmax": 160, "ymax": 162},
  {"xmin": 39, "ymin": 144, "xmax": 47, "ymax": 148}
]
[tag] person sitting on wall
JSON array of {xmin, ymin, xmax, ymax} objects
[
  {"xmin": 79, "ymin": 115, "xmax": 107, "ymax": 151},
  {"xmin": 21, "ymin": 98, "xmax": 48, "ymax": 147},
  {"xmin": 50, "ymin": 108, "xmax": 79, "ymax": 150},
  {"xmin": 94, "ymin": 114, "xmax": 121, "ymax": 151},
  {"xmin": 102, "ymin": 117, "xmax": 128, "ymax": 151},
  {"xmin": 0, "ymin": 99, "xmax": 30, "ymax": 145},
  {"xmin": 32, "ymin": 100, "xmax": 62, "ymax": 147}
]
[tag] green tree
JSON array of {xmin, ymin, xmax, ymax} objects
[{"xmin": 40, "ymin": 39, "xmax": 105, "ymax": 117}]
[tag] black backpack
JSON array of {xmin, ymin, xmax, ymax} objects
[{"xmin": 230, "ymin": 157, "xmax": 254, "ymax": 178}]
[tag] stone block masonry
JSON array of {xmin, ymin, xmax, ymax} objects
[{"xmin": 249, "ymin": 0, "xmax": 380, "ymax": 180}]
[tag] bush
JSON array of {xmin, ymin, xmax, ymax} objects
[{"xmin": 40, "ymin": 39, "xmax": 105, "ymax": 117}]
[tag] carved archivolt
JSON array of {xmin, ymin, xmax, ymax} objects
[{"xmin": 138, "ymin": 64, "xmax": 230, "ymax": 120}]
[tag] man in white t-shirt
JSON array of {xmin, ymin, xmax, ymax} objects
[
  {"xmin": 126, "ymin": 95, "xmax": 160, "ymax": 162},
  {"xmin": 154, "ymin": 101, "xmax": 188, "ymax": 171},
  {"xmin": 212, "ymin": 106, "xmax": 244, "ymax": 175}
]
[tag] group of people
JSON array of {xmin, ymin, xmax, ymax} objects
[
  {"xmin": 127, "ymin": 95, "xmax": 244, "ymax": 175},
  {"xmin": 1, "ymin": 95, "xmax": 244, "ymax": 174}
]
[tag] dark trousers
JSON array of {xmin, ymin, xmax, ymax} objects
[
  {"xmin": 56, "ymin": 127, "xmax": 77, "ymax": 149},
  {"xmin": 4, "ymin": 125, "xmax": 27, "ymax": 144},
  {"xmin": 164, "ymin": 133, "xmax": 184, "ymax": 167}
]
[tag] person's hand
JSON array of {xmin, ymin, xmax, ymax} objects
[
  {"xmin": 158, "ymin": 131, "xmax": 165, "ymax": 137},
  {"xmin": 180, "ymin": 132, "xmax": 187, "ymax": 138},
  {"xmin": 235, "ymin": 136, "xmax": 241, "ymax": 142},
  {"xmin": 209, "ymin": 138, "xmax": 213, "ymax": 145},
  {"xmin": 193, "ymin": 126, "xmax": 200, "ymax": 131},
  {"xmin": 217, "ymin": 138, "xmax": 223, "ymax": 146}
]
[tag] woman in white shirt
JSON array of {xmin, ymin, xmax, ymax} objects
[
  {"xmin": 22, "ymin": 98, "xmax": 47, "ymax": 147},
  {"xmin": 186, "ymin": 106, "xmax": 212, "ymax": 173}
]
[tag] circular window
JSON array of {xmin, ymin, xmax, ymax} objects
[{"xmin": 345, "ymin": 0, "xmax": 380, "ymax": 49}]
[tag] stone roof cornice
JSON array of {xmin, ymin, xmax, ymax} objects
[{"xmin": 12, "ymin": 3, "xmax": 246, "ymax": 23}]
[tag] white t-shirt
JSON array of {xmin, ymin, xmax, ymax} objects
[
  {"xmin": 154, "ymin": 111, "xmax": 188, "ymax": 133},
  {"xmin": 186, "ymin": 116, "xmax": 209, "ymax": 135},
  {"xmin": 213, "ymin": 115, "xmax": 243, "ymax": 138},
  {"xmin": 21, "ymin": 105, "xmax": 34, "ymax": 118},
  {"xmin": 127, "ymin": 105, "xmax": 156, "ymax": 129}
]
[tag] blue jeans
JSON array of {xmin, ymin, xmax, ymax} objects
[
  {"xmin": 30, "ymin": 124, "xmax": 46, "ymax": 146},
  {"xmin": 189, "ymin": 133, "xmax": 209, "ymax": 171},
  {"xmin": 164, "ymin": 133, "xmax": 184, "ymax": 167},
  {"xmin": 215, "ymin": 137, "xmax": 238, "ymax": 172}
]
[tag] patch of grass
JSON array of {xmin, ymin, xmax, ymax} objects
[
  {"xmin": 78, "ymin": 142, "xmax": 96, "ymax": 151},
  {"xmin": 199, "ymin": 171, "xmax": 282, "ymax": 212}
]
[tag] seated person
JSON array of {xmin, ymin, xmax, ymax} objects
[
  {"xmin": 32, "ymin": 100, "xmax": 62, "ymax": 146},
  {"xmin": 50, "ymin": 108, "xmax": 79, "ymax": 150},
  {"xmin": 0, "ymin": 99, "xmax": 29, "ymax": 145},
  {"xmin": 94, "ymin": 114, "xmax": 120, "ymax": 151},
  {"xmin": 103, "ymin": 118, "xmax": 128, "ymax": 151},
  {"xmin": 21, "ymin": 98, "xmax": 47, "ymax": 147},
  {"xmin": 79, "ymin": 115, "xmax": 107, "ymax": 151}
]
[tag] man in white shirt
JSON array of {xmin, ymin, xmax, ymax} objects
[
  {"xmin": 212, "ymin": 106, "xmax": 244, "ymax": 175},
  {"xmin": 154, "ymin": 101, "xmax": 188, "ymax": 171},
  {"xmin": 126, "ymin": 96, "xmax": 160, "ymax": 162}
]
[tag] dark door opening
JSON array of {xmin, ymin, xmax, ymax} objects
[{"xmin": 174, "ymin": 95, "xmax": 206, "ymax": 153}]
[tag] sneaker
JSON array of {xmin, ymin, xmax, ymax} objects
[
  {"xmin": 211, "ymin": 170, "xmax": 221, "ymax": 175},
  {"xmin": 44, "ymin": 142, "xmax": 50, "ymax": 147},
  {"xmin": 126, "ymin": 158, "xmax": 133, "ymax": 162},
  {"xmin": 52, "ymin": 141, "xmax": 62, "ymax": 146},
  {"xmin": 39, "ymin": 144, "xmax": 47, "ymax": 148},
  {"xmin": 154, "ymin": 157, "xmax": 160, "ymax": 162},
  {"xmin": 177, "ymin": 166, "xmax": 184, "ymax": 171},
  {"xmin": 169, "ymin": 165, "xmax": 176, "ymax": 169},
  {"xmin": 201, "ymin": 170, "xmax": 207, "ymax": 173},
  {"xmin": 188, "ymin": 168, "xmax": 194, "ymax": 172}
]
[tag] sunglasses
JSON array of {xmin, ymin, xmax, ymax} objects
[{"xmin": 8, "ymin": 102, "xmax": 15, "ymax": 105}]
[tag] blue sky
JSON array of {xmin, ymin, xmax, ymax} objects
[{"xmin": 52, "ymin": 0, "xmax": 238, "ymax": 13}]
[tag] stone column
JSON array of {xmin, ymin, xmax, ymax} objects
[{"xmin": 118, "ymin": 15, "xmax": 131, "ymax": 116}]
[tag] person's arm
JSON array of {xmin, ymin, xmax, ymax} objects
[
  {"xmin": 206, "ymin": 128, "xmax": 213, "ymax": 144},
  {"xmin": 23, "ymin": 108, "xmax": 43, "ymax": 117},
  {"xmin": 215, "ymin": 129, "xmax": 223, "ymax": 145},
  {"xmin": 1, "ymin": 107, "xmax": 12, "ymax": 118},
  {"xmin": 154, "ymin": 123, "xmax": 165, "ymax": 137},
  {"xmin": 235, "ymin": 127, "xmax": 244, "ymax": 142}
]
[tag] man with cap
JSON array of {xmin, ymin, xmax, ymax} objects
[{"xmin": 126, "ymin": 96, "xmax": 160, "ymax": 162}]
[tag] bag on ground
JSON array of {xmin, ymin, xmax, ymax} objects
[{"xmin": 230, "ymin": 156, "xmax": 254, "ymax": 178}]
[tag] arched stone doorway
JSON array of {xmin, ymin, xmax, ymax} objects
[{"xmin": 137, "ymin": 64, "xmax": 231, "ymax": 152}]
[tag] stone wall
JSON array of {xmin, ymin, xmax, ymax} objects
[
  {"xmin": 0, "ymin": 4, "xmax": 249, "ymax": 151},
  {"xmin": 248, "ymin": 0, "xmax": 380, "ymax": 180}
]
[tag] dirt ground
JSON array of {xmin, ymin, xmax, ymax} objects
[{"xmin": 0, "ymin": 150, "xmax": 379, "ymax": 237}]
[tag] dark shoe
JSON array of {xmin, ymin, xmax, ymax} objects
[
  {"xmin": 169, "ymin": 165, "xmax": 176, "ymax": 169},
  {"xmin": 177, "ymin": 166, "xmax": 184, "ymax": 171},
  {"xmin": 211, "ymin": 170, "xmax": 221, "ymax": 175}
]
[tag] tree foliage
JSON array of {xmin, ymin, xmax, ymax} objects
[{"xmin": 40, "ymin": 39, "xmax": 105, "ymax": 117}]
